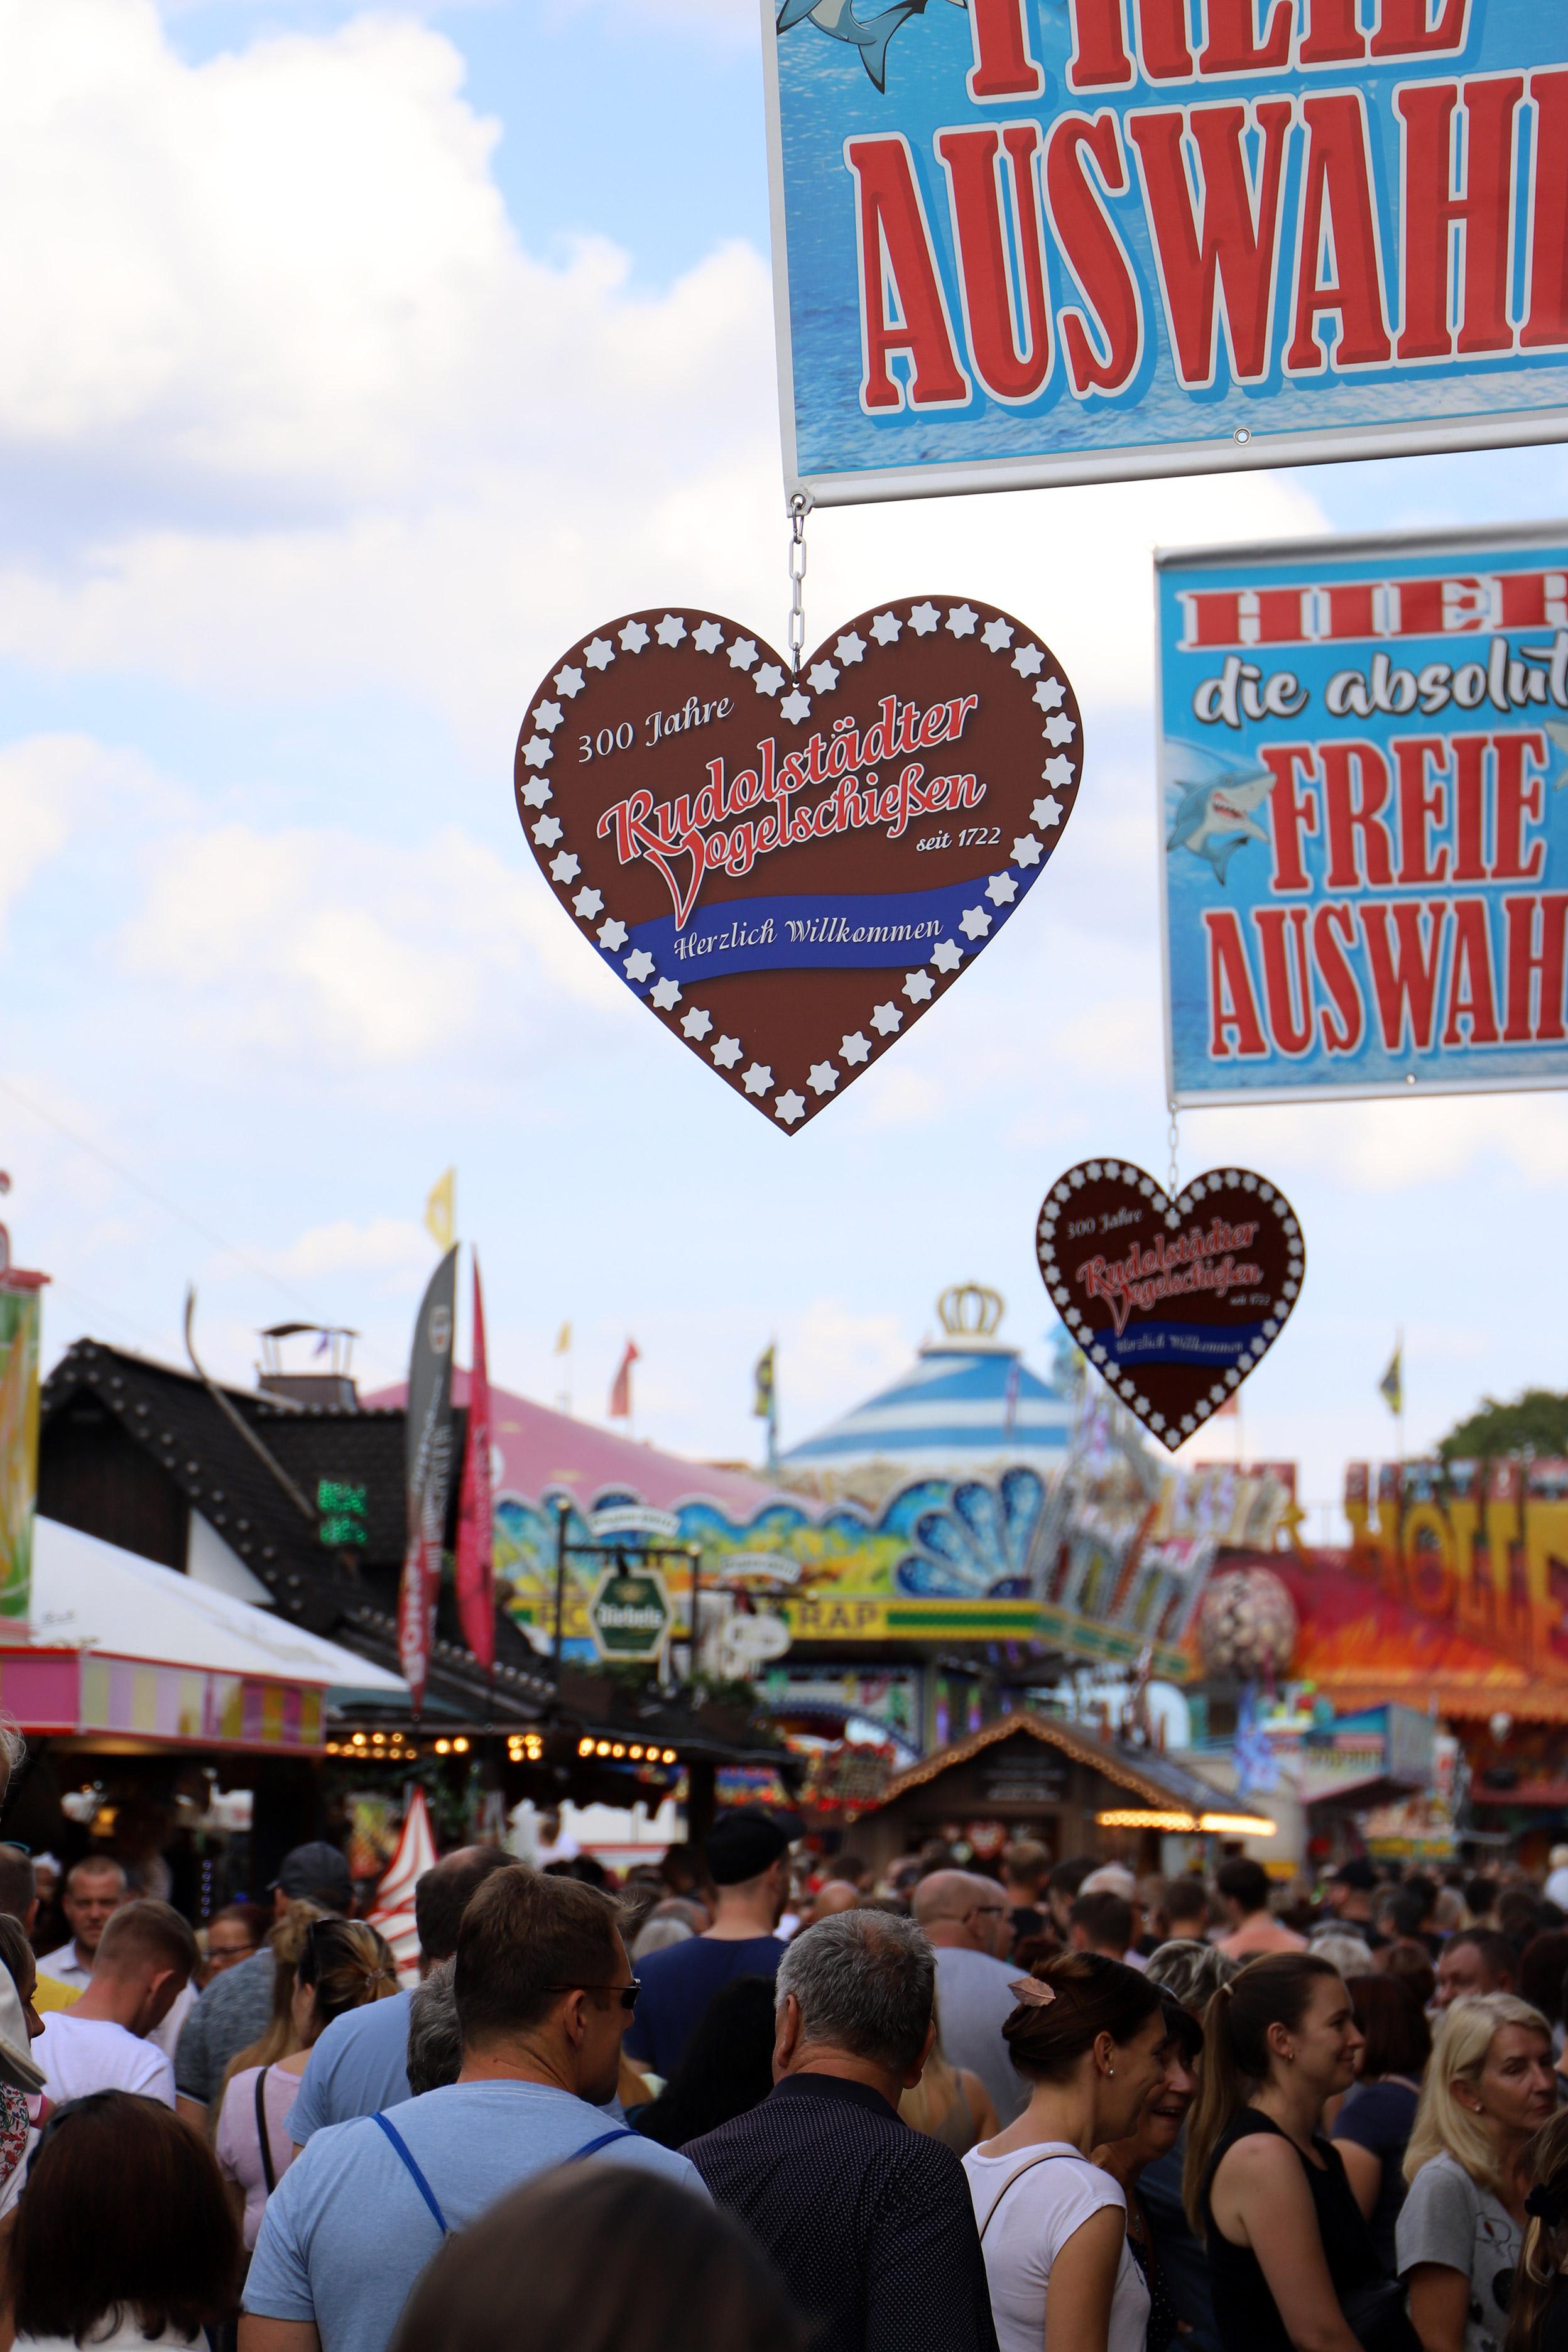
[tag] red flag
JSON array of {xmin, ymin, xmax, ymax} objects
[
  {"xmin": 455, "ymin": 1253, "xmax": 494, "ymax": 1669},
  {"xmin": 609, "ymin": 1339, "xmax": 640, "ymax": 1420}
]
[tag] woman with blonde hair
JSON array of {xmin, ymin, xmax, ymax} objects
[
  {"xmin": 1185, "ymin": 1952, "xmax": 1410, "ymax": 2352},
  {"xmin": 215, "ymin": 1899, "xmax": 327, "ymax": 2097},
  {"xmin": 215, "ymin": 1915, "xmax": 398, "ymax": 2248},
  {"xmin": 1398, "ymin": 1993, "xmax": 1557, "ymax": 2352},
  {"xmin": 900, "ymin": 1996, "xmax": 999, "ymax": 2154},
  {"xmin": 1503, "ymin": 2108, "xmax": 1568, "ymax": 2352}
]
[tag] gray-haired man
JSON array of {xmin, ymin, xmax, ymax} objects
[{"xmin": 685, "ymin": 1910, "xmax": 999, "ymax": 2352}]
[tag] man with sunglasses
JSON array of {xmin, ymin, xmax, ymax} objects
[{"xmin": 242, "ymin": 1867, "xmax": 706, "ymax": 2352}]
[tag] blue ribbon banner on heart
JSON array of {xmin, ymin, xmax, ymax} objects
[{"xmin": 623, "ymin": 877, "xmax": 1021, "ymax": 977}]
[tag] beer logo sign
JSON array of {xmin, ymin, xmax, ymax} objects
[
  {"xmin": 1037, "ymin": 1160, "xmax": 1305, "ymax": 1452},
  {"xmin": 514, "ymin": 600, "xmax": 1082, "ymax": 1131},
  {"xmin": 589, "ymin": 1569, "xmax": 672, "ymax": 1664}
]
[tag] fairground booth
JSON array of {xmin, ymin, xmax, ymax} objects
[
  {"xmin": 18, "ymin": 1241, "xmax": 1568, "ymax": 1889},
  {"xmin": 24, "ymin": 1314, "xmax": 793, "ymax": 1890}
]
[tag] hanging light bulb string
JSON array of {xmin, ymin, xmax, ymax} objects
[{"xmin": 787, "ymin": 492, "xmax": 811, "ymax": 675}]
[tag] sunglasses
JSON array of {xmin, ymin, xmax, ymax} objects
[{"xmin": 547, "ymin": 1979, "xmax": 640, "ymax": 2010}]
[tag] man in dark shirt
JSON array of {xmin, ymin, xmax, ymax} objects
[
  {"xmin": 624, "ymin": 1809, "xmax": 790, "ymax": 2077},
  {"xmin": 685, "ymin": 1907, "xmax": 999, "ymax": 2352}
]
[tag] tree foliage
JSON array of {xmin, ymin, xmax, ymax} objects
[{"xmin": 1437, "ymin": 1389, "xmax": 1568, "ymax": 1464}]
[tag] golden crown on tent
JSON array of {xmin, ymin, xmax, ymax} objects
[{"xmin": 937, "ymin": 1283, "xmax": 1004, "ymax": 1341}]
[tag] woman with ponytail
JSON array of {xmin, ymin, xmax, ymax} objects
[
  {"xmin": 215, "ymin": 1918, "xmax": 398, "ymax": 2249},
  {"xmin": 962, "ymin": 1951, "xmax": 1170, "ymax": 2352},
  {"xmin": 1184, "ymin": 1952, "xmax": 1411, "ymax": 2352},
  {"xmin": 1504, "ymin": 2110, "xmax": 1568, "ymax": 2352}
]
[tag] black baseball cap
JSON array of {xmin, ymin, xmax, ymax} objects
[
  {"xmin": 270, "ymin": 1840, "xmax": 352, "ymax": 1907},
  {"xmin": 704, "ymin": 1808, "xmax": 791, "ymax": 1887},
  {"xmin": 1331, "ymin": 1857, "xmax": 1378, "ymax": 1891}
]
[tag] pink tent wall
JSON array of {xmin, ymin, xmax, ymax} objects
[{"xmin": 362, "ymin": 1376, "xmax": 783, "ymax": 1522}]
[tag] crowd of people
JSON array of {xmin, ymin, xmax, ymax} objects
[{"xmin": 13, "ymin": 1817, "xmax": 1568, "ymax": 2352}]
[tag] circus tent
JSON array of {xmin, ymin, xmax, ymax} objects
[{"xmin": 780, "ymin": 1284, "xmax": 1075, "ymax": 1504}]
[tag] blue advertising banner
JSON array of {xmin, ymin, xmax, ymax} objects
[
  {"xmin": 761, "ymin": 1, "xmax": 1568, "ymax": 504},
  {"xmin": 1157, "ymin": 521, "xmax": 1568, "ymax": 1104}
]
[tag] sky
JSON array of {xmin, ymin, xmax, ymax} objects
[{"xmin": 5, "ymin": 0, "xmax": 1568, "ymax": 1535}]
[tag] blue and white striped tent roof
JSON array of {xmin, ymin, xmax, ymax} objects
[{"xmin": 783, "ymin": 1287, "xmax": 1076, "ymax": 1484}]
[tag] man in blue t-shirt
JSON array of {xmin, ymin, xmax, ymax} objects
[
  {"xmin": 624, "ymin": 1809, "xmax": 792, "ymax": 2078},
  {"xmin": 242, "ymin": 1868, "xmax": 705, "ymax": 2352}
]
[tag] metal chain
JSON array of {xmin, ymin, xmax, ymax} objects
[
  {"xmin": 787, "ymin": 493, "xmax": 811, "ymax": 674},
  {"xmin": 1166, "ymin": 1102, "xmax": 1180, "ymax": 1204}
]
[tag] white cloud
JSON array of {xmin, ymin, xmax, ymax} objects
[
  {"xmin": 0, "ymin": 0, "xmax": 1327, "ymax": 761},
  {"xmin": 273, "ymin": 1216, "xmax": 431, "ymax": 1287},
  {"xmin": 116, "ymin": 815, "xmax": 624, "ymax": 1068},
  {"xmin": 0, "ymin": 1069, "xmax": 150, "ymax": 1228},
  {"xmin": 776, "ymin": 1295, "xmax": 910, "ymax": 1432},
  {"xmin": 1192, "ymin": 1091, "xmax": 1568, "ymax": 1192},
  {"xmin": 852, "ymin": 1062, "xmax": 945, "ymax": 1132},
  {"xmin": 38, "ymin": 0, "xmax": 760, "ymax": 485},
  {"xmin": 0, "ymin": 734, "xmax": 173, "ymax": 939},
  {"xmin": 1053, "ymin": 995, "xmax": 1158, "ymax": 1074},
  {"xmin": 0, "ymin": 743, "xmax": 76, "ymax": 938},
  {"xmin": 121, "ymin": 824, "xmax": 476, "ymax": 1061},
  {"xmin": 0, "ymin": 4, "xmax": 512, "ymax": 492}
]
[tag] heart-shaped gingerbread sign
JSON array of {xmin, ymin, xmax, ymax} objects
[
  {"xmin": 1035, "ymin": 1160, "xmax": 1305, "ymax": 1452},
  {"xmin": 514, "ymin": 599, "xmax": 1081, "ymax": 1130}
]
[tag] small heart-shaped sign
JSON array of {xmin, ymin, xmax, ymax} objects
[
  {"xmin": 1035, "ymin": 1160, "xmax": 1305, "ymax": 1452},
  {"xmin": 514, "ymin": 600, "xmax": 1082, "ymax": 1130}
]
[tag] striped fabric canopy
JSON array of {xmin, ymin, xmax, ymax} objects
[
  {"xmin": 783, "ymin": 1339, "xmax": 1074, "ymax": 1482},
  {"xmin": 364, "ymin": 1785, "xmax": 438, "ymax": 1985}
]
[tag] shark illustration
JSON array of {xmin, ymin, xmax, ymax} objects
[
  {"xmin": 1165, "ymin": 741, "xmax": 1277, "ymax": 886},
  {"xmin": 776, "ymin": 0, "xmax": 1061, "ymax": 89},
  {"xmin": 776, "ymin": 0, "xmax": 929, "ymax": 87}
]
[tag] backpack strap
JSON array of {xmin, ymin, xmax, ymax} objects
[
  {"xmin": 254, "ymin": 2066, "xmax": 278, "ymax": 2197},
  {"xmin": 373, "ymin": 2111, "xmax": 450, "ymax": 2237},
  {"xmin": 570, "ymin": 2126, "xmax": 639, "ymax": 2162},
  {"xmin": 977, "ymin": 2150, "xmax": 1079, "ymax": 2243}
]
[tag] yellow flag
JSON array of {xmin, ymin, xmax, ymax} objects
[
  {"xmin": 555, "ymin": 1322, "xmax": 572, "ymax": 1355},
  {"xmin": 424, "ymin": 1169, "xmax": 455, "ymax": 1251}
]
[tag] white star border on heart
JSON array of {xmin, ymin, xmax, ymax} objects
[{"xmin": 1033, "ymin": 1160, "xmax": 1302, "ymax": 1444}]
